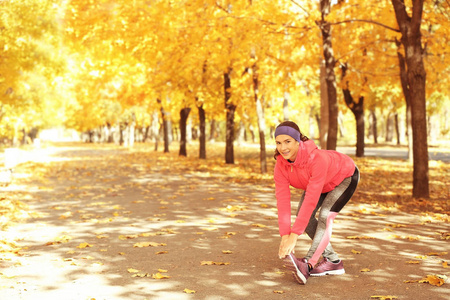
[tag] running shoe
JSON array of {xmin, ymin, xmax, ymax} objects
[
  {"xmin": 283, "ymin": 253, "xmax": 310, "ymax": 284},
  {"xmin": 310, "ymin": 257, "xmax": 345, "ymax": 277}
]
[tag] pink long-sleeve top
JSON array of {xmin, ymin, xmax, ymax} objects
[{"xmin": 274, "ymin": 140, "xmax": 355, "ymax": 236}]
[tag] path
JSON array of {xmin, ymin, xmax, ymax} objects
[
  {"xmin": 337, "ymin": 146, "xmax": 450, "ymax": 162},
  {"xmin": 0, "ymin": 144, "xmax": 448, "ymax": 300}
]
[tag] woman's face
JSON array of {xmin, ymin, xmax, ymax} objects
[{"xmin": 275, "ymin": 134, "xmax": 299, "ymax": 161}]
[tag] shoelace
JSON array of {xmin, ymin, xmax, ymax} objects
[{"xmin": 315, "ymin": 258, "xmax": 329, "ymax": 268}]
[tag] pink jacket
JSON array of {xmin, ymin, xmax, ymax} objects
[{"xmin": 274, "ymin": 140, "xmax": 355, "ymax": 236}]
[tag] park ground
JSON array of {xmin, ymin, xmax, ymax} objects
[{"xmin": 0, "ymin": 142, "xmax": 449, "ymax": 300}]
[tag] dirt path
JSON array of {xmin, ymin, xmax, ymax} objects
[{"xmin": 1, "ymin": 144, "xmax": 449, "ymax": 300}]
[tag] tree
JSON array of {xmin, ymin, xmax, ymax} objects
[
  {"xmin": 341, "ymin": 63, "xmax": 365, "ymax": 157},
  {"xmin": 391, "ymin": 0, "xmax": 429, "ymax": 198},
  {"xmin": 318, "ymin": 0, "xmax": 339, "ymax": 150}
]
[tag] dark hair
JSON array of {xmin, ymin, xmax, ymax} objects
[{"xmin": 273, "ymin": 121, "xmax": 309, "ymax": 159}]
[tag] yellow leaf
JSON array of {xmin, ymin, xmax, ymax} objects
[
  {"xmin": 361, "ymin": 268, "xmax": 371, "ymax": 272},
  {"xmin": 152, "ymin": 272, "xmax": 170, "ymax": 279},
  {"xmin": 404, "ymin": 279, "xmax": 419, "ymax": 283},
  {"xmin": 133, "ymin": 242, "xmax": 165, "ymax": 248},
  {"xmin": 351, "ymin": 249, "xmax": 362, "ymax": 254},
  {"xmin": 426, "ymin": 252, "xmax": 447, "ymax": 256},
  {"xmin": 55, "ymin": 235, "xmax": 72, "ymax": 243},
  {"xmin": 406, "ymin": 261, "xmax": 420, "ymax": 264},
  {"xmin": 273, "ymin": 290, "xmax": 285, "ymax": 294},
  {"xmin": 443, "ymin": 261, "xmax": 449, "ymax": 268},
  {"xmin": 251, "ymin": 223, "xmax": 266, "ymax": 228},
  {"xmin": 127, "ymin": 268, "xmax": 140, "ymax": 273},
  {"xmin": 222, "ymin": 250, "xmax": 233, "ymax": 254},
  {"xmin": 77, "ymin": 242, "xmax": 93, "ymax": 248},
  {"xmin": 158, "ymin": 269, "xmax": 168, "ymax": 273},
  {"xmin": 200, "ymin": 261, "xmax": 230, "ymax": 266},
  {"xmin": 119, "ymin": 235, "xmax": 138, "ymax": 240},
  {"xmin": 118, "ymin": 252, "xmax": 125, "ymax": 255},
  {"xmin": 347, "ymin": 236, "xmax": 374, "ymax": 240},
  {"xmin": 139, "ymin": 233, "xmax": 156, "ymax": 237},
  {"xmin": 370, "ymin": 296, "xmax": 398, "ymax": 300},
  {"xmin": 183, "ymin": 288, "xmax": 196, "ymax": 294},
  {"xmin": 260, "ymin": 204, "xmax": 269, "ymax": 208},
  {"xmin": 156, "ymin": 251, "xmax": 168, "ymax": 255},
  {"xmin": 132, "ymin": 273, "xmax": 150, "ymax": 278},
  {"xmin": 419, "ymin": 275, "xmax": 446, "ymax": 287}
]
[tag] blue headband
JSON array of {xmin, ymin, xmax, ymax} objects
[{"xmin": 275, "ymin": 126, "xmax": 301, "ymax": 142}]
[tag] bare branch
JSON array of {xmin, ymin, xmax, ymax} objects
[
  {"xmin": 289, "ymin": 0, "xmax": 310, "ymax": 17},
  {"xmin": 331, "ymin": 19, "xmax": 401, "ymax": 32}
]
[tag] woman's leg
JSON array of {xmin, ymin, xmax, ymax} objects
[
  {"xmin": 304, "ymin": 167, "xmax": 360, "ymax": 266},
  {"xmin": 297, "ymin": 192, "xmax": 338, "ymax": 261}
]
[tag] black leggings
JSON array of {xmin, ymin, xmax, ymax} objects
[{"xmin": 297, "ymin": 166, "xmax": 360, "ymax": 265}]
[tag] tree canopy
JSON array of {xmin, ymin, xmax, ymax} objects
[{"xmin": 0, "ymin": 0, "xmax": 448, "ymax": 147}]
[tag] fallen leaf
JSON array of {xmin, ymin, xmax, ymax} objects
[
  {"xmin": 419, "ymin": 274, "xmax": 446, "ymax": 287},
  {"xmin": 183, "ymin": 288, "xmax": 196, "ymax": 294},
  {"xmin": 152, "ymin": 272, "xmax": 170, "ymax": 279},
  {"xmin": 273, "ymin": 290, "xmax": 284, "ymax": 294},
  {"xmin": 156, "ymin": 251, "xmax": 168, "ymax": 255},
  {"xmin": 119, "ymin": 235, "xmax": 138, "ymax": 240},
  {"xmin": 347, "ymin": 236, "xmax": 375, "ymax": 240},
  {"xmin": 77, "ymin": 242, "xmax": 93, "ymax": 248},
  {"xmin": 443, "ymin": 261, "xmax": 449, "ymax": 268},
  {"xmin": 132, "ymin": 273, "xmax": 150, "ymax": 277},
  {"xmin": 158, "ymin": 269, "xmax": 168, "ymax": 273},
  {"xmin": 414, "ymin": 255, "xmax": 428, "ymax": 260},
  {"xmin": 127, "ymin": 268, "xmax": 140, "ymax": 273},
  {"xmin": 251, "ymin": 223, "xmax": 266, "ymax": 228},
  {"xmin": 370, "ymin": 296, "xmax": 398, "ymax": 300},
  {"xmin": 133, "ymin": 242, "xmax": 166, "ymax": 248},
  {"xmin": 201, "ymin": 261, "xmax": 230, "ymax": 266},
  {"xmin": 351, "ymin": 249, "xmax": 362, "ymax": 254},
  {"xmin": 361, "ymin": 268, "xmax": 371, "ymax": 272},
  {"xmin": 406, "ymin": 261, "xmax": 420, "ymax": 264},
  {"xmin": 404, "ymin": 279, "xmax": 419, "ymax": 284},
  {"xmin": 222, "ymin": 250, "xmax": 233, "ymax": 254},
  {"xmin": 426, "ymin": 252, "xmax": 447, "ymax": 256}
]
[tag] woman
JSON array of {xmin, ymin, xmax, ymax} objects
[{"xmin": 274, "ymin": 121, "xmax": 359, "ymax": 285}]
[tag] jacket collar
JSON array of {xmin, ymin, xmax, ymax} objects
[{"xmin": 277, "ymin": 140, "xmax": 317, "ymax": 168}]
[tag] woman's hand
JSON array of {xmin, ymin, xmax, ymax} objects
[{"xmin": 278, "ymin": 233, "xmax": 299, "ymax": 259}]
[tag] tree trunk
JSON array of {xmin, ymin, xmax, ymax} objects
[
  {"xmin": 179, "ymin": 107, "xmax": 191, "ymax": 157},
  {"xmin": 152, "ymin": 111, "xmax": 159, "ymax": 151},
  {"xmin": 391, "ymin": 0, "xmax": 429, "ymax": 198},
  {"xmin": 224, "ymin": 69, "xmax": 236, "ymax": 164},
  {"xmin": 198, "ymin": 103, "xmax": 206, "ymax": 159},
  {"xmin": 394, "ymin": 113, "xmax": 401, "ymax": 145},
  {"xmin": 209, "ymin": 120, "xmax": 216, "ymax": 142},
  {"xmin": 372, "ymin": 110, "xmax": 378, "ymax": 144},
  {"xmin": 252, "ymin": 61, "xmax": 267, "ymax": 174},
  {"xmin": 385, "ymin": 113, "xmax": 394, "ymax": 143},
  {"xmin": 319, "ymin": 62, "xmax": 328, "ymax": 150},
  {"xmin": 396, "ymin": 41, "xmax": 413, "ymax": 160},
  {"xmin": 318, "ymin": 0, "xmax": 338, "ymax": 150},
  {"xmin": 158, "ymin": 99, "xmax": 170, "ymax": 153},
  {"xmin": 341, "ymin": 63, "xmax": 365, "ymax": 157}
]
